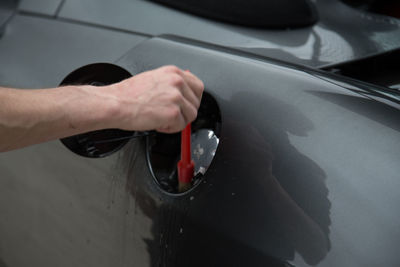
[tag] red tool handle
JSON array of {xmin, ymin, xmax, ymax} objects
[{"xmin": 178, "ymin": 124, "xmax": 194, "ymax": 184}]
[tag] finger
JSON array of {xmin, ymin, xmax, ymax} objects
[
  {"xmin": 179, "ymin": 79, "xmax": 201, "ymax": 109},
  {"xmin": 179, "ymin": 96, "xmax": 198, "ymax": 125},
  {"xmin": 182, "ymin": 71, "xmax": 204, "ymax": 99},
  {"xmin": 162, "ymin": 66, "xmax": 203, "ymax": 99},
  {"xmin": 157, "ymin": 113, "xmax": 186, "ymax": 133},
  {"xmin": 156, "ymin": 107, "xmax": 186, "ymax": 133}
]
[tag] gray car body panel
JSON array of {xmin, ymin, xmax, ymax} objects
[
  {"xmin": 0, "ymin": 14, "xmax": 146, "ymax": 88},
  {"xmin": 0, "ymin": 13, "xmax": 148, "ymax": 267},
  {"xmin": 0, "ymin": 1, "xmax": 400, "ymax": 267},
  {"xmin": 0, "ymin": 0, "xmax": 18, "ymax": 37},
  {"xmin": 19, "ymin": 0, "xmax": 63, "ymax": 17},
  {"xmin": 58, "ymin": 0, "xmax": 400, "ymax": 68},
  {"xmin": 117, "ymin": 37, "xmax": 400, "ymax": 267}
]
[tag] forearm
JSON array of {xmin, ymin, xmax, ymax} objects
[
  {"xmin": 0, "ymin": 66, "xmax": 204, "ymax": 152},
  {"xmin": 0, "ymin": 85, "xmax": 117, "ymax": 152}
]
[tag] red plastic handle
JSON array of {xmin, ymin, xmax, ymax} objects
[{"xmin": 178, "ymin": 124, "xmax": 194, "ymax": 183}]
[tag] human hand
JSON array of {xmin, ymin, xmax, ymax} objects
[{"xmin": 104, "ymin": 65, "xmax": 204, "ymax": 133}]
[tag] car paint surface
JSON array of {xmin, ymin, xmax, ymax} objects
[
  {"xmin": 57, "ymin": 0, "xmax": 400, "ymax": 67},
  {"xmin": 0, "ymin": 0, "xmax": 18, "ymax": 37},
  {"xmin": 0, "ymin": 1, "xmax": 400, "ymax": 267},
  {"xmin": 19, "ymin": 0, "xmax": 62, "ymax": 17},
  {"xmin": 116, "ymin": 37, "xmax": 400, "ymax": 267}
]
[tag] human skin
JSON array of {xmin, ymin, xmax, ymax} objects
[{"xmin": 0, "ymin": 65, "xmax": 204, "ymax": 152}]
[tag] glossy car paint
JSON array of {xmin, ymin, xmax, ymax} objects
[
  {"xmin": 57, "ymin": 0, "xmax": 400, "ymax": 67},
  {"xmin": 117, "ymin": 37, "xmax": 400, "ymax": 266},
  {"xmin": 0, "ymin": 0, "xmax": 18, "ymax": 37},
  {"xmin": 0, "ymin": 1, "xmax": 400, "ymax": 267}
]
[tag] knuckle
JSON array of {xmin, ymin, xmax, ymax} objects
[
  {"xmin": 183, "ymin": 105, "xmax": 197, "ymax": 124},
  {"xmin": 188, "ymin": 109, "xmax": 198, "ymax": 122},
  {"xmin": 168, "ymin": 106, "xmax": 181, "ymax": 120},
  {"xmin": 169, "ymin": 74, "xmax": 184, "ymax": 87},
  {"xmin": 169, "ymin": 89, "xmax": 183, "ymax": 102},
  {"xmin": 195, "ymin": 80, "xmax": 205, "ymax": 94},
  {"xmin": 199, "ymin": 80, "xmax": 205, "ymax": 91},
  {"xmin": 164, "ymin": 65, "xmax": 180, "ymax": 74},
  {"xmin": 193, "ymin": 96, "xmax": 201, "ymax": 108}
]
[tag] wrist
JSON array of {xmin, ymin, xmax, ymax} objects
[
  {"xmin": 90, "ymin": 84, "xmax": 124, "ymax": 130},
  {"xmin": 65, "ymin": 85, "xmax": 121, "ymax": 132}
]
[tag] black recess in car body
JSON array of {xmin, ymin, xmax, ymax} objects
[
  {"xmin": 59, "ymin": 63, "xmax": 135, "ymax": 158},
  {"xmin": 150, "ymin": 0, "xmax": 319, "ymax": 28}
]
